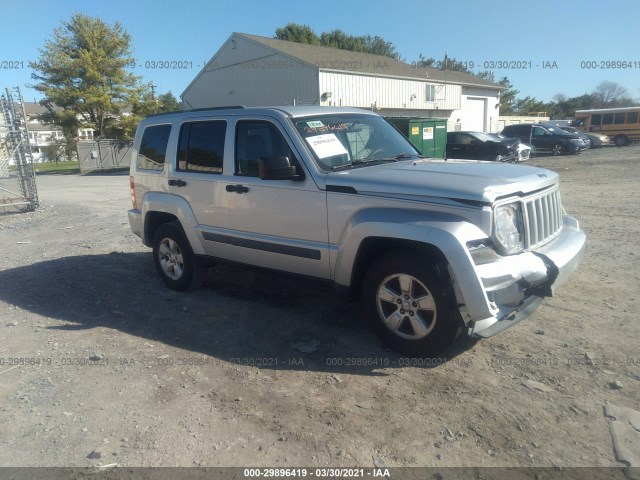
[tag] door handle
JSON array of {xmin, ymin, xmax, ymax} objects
[
  {"xmin": 168, "ymin": 179, "xmax": 187, "ymax": 187},
  {"xmin": 225, "ymin": 184, "xmax": 249, "ymax": 194}
]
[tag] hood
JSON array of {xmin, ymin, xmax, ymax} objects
[
  {"xmin": 325, "ymin": 159, "xmax": 558, "ymax": 204},
  {"xmin": 495, "ymin": 136, "xmax": 520, "ymax": 148}
]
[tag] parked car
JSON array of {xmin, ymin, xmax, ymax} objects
[
  {"xmin": 129, "ymin": 106, "xmax": 585, "ymax": 356},
  {"xmin": 487, "ymin": 133, "xmax": 532, "ymax": 162},
  {"xmin": 501, "ymin": 124, "xmax": 583, "ymax": 155},
  {"xmin": 541, "ymin": 123, "xmax": 591, "ymax": 149},
  {"xmin": 446, "ymin": 131, "xmax": 519, "ymax": 162},
  {"xmin": 562, "ymin": 126, "xmax": 609, "ymax": 148}
]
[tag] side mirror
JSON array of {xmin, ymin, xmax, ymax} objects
[{"xmin": 258, "ymin": 156, "xmax": 303, "ymax": 180}]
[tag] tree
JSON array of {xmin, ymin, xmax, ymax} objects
[
  {"xmin": 41, "ymin": 138, "xmax": 67, "ymax": 164},
  {"xmin": 274, "ymin": 23, "xmax": 398, "ymax": 59},
  {"xmin": 591, "ymin": 81, "xmax": 635, "ymax": 108},
  {"xmin": 30, "ymin": 14, "xmax": 141, "ymax": 140},
  {"xmin": 496, "ymin": 77, "xmax": 519, "ymax": 115},
  {"xmin": 545, "ymin": 93, "xmax": 594, "ymax": 119},
  {"xmin": 512, "ymin": 96, "xmax": 546, "ymax": 116},
  {"xmin": 414, "ymin": 54, "xmax": 473, "ymax": 73},
  {"xmin": 275, "ymin": 23, "xmax": 320, "ymax": 45},
  {"xmin": 104, "ymin": 89, "xmax": 181, "ymax": 140}
]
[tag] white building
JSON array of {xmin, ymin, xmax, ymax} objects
[{"xmin": 182, "ymin": 33, "xmax": 503, "ymax": 132}]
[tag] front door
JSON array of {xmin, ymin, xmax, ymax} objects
[{"xmin": 201, "ymin": 118, "xmax": 330, "ymax": 280}]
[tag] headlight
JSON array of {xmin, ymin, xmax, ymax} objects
[{"xmin": 493, "ymin": 203, "xmax": 523, "ymax": 254}]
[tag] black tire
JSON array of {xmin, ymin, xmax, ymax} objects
[
  {"xmin": 361, "ymin": 252, "xmax": 462, "ymax": 357},
  {"xmin": 152, "ymin": 222, "xmax": 201, "ymax": 291},
  {"xmin": 614, "ymin": 135, "xmax": 629, "ymax": 147},
  {"xmin": 551, "ymin": 144, "xmax": 565, "ymax": 156}
]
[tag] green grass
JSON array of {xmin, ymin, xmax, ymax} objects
[{"xmin": 33, "ymin": 161, "xmax": 80, "ymax": 175}]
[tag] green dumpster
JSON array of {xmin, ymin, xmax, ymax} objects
[{"xmin": 385, "ymin": 117, "xmax": 448, "ymax": 159}]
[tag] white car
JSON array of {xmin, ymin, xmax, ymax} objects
[
  {"xmin": 563, "ymin": 126, "xmax": 609, "ymax": 148},
  {"xmin": 488, "ymin": 133, "xmax": 531, "ymax": 161},
  {"xmin": 128, "ymin": 106, "xmax": 586, "ymax": 356}
]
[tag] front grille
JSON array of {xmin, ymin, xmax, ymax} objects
[{"xmin": 523, "ymin": 188, "xmax": 563, "ymax": 249}]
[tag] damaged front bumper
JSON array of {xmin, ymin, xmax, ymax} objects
[{"xmin": 467, "ymin": 215, "xmax": 586, "ymax": 337}]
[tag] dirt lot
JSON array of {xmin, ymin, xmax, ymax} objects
[{"xmin": 0, "ymin": 146, "xmax": 638, "ymax": 472}]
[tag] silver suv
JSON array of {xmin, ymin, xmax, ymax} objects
[{"xmin": 128, "ymin": 106, "xmax": 586, "ymax": 356}]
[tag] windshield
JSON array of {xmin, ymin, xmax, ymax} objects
[
  {"xmin": 292, "ymin": 114, "xmax": 421, "ymax": 170},
  {"xmin": 469, "ymin": 132, "xmax": 500, "ymax": 142},
  {"xmin": 545, "ymin": 126, "xmax": 574, "ymax": 137}
]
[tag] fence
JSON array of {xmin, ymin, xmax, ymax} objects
[
  {"xmin": 77, "ymin": 139, "xmax": 133, "ymax": 173},
  {"xmin": 1, "ymin": 87, "xmax": 39, "ymax": 212}
]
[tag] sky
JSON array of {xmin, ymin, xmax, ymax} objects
[{"xmin": 1, "ymin": 0, "xmax": 638, "ymax": 105}]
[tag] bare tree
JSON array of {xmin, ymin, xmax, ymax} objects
[{"xmin": 591, "ymin": 81, "xmax": 633, "ymax": 108}]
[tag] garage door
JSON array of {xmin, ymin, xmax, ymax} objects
[{"xmin": 465, "ymin": 98, "xmax": 486, "ymax": 132}]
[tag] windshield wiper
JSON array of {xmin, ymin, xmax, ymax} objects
[{"xmin": 331, "ymin": 153, "xmax": 421, "ymax": 171}]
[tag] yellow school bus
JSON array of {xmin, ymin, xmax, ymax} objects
[{"xmin": 573, "ymin": 107, "xmax": 640, "ymax": 146}]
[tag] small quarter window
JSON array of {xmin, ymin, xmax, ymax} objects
[{"xmin": 138, "ymin": 124, "xmax": 171, "ymax": 171}]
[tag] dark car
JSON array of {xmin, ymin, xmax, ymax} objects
[
  {"xmin": 446, "ymin": 131, "xmax": 519, "ymax": 162},
  {"xmin": 558, "ymin": 126, "xmax": 593, "ymax": 149},
  {"xmin": 501, "ymin": 124, "xmax": 582, "ymax": 156}
]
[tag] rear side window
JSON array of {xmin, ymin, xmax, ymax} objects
[
  {"xmin": 138, "ymin": 124, "xmax": 171, "ymax": 171},
  {"xmin": 627, "ymin": 112, "xmax": 639, "ymax": 124},
  {"xmin": 177, "ymin": 121, "xmax": 226, "ymax": 174},
  {"xmin": 504, "ymin": 125, "xmax": 524, "ymax": 135}
]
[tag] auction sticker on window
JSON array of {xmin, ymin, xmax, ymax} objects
[{"xmin": 306, "ymin": 133, "xmax": 348, "ymax": 159}]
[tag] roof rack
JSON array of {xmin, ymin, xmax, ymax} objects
[{"xmin": 146, "ymin": 106, "xmax": 245, "ymax": 118}]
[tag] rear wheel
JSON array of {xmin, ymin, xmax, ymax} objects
[
  {"xmin": 152, "ymin": 222, "xmax": 201, "ymax": 291},
  {"xmin": 614, "ymin": 135, "xmax": 629, "ymax": 147},
  {"xmin": 361, "ymin": 252, "xmax": 461, "ymax": 357}
]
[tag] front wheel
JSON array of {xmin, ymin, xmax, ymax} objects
[
  {"xmin": 361, "ymin": 253, "xmax": 461, "ymax": 357},
  {"xmin": 152, "ymin": 222, "xmax": 200, "ymax": 291},
  {"xmin": 551, "ymin": 144, "xmax": 565, "ymax": 156}
]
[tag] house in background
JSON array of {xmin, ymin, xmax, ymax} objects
[
  {"xmin": 23, "ymin": 102, "xmax": 97, "ymax": 162},
  {"xmin": 182, "ymin": 33, "xmax": 503, "ymax": 132}
]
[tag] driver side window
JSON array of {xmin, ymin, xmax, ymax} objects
[{"xmin": 235, "ymin": 121, "xmax": 297, "ymax": 177}]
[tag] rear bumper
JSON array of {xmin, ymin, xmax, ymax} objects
[
  {"xmin": 468, "ymin": 215, "xmax": 586, "ymax": 337},
  {"xmin": 128, "ymin": 209, "xmax": 143, "ymax": 240}
]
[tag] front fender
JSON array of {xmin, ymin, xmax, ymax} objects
[
  {"xmin": 332, "ymin": 208, "xmax": 495, "ymax": 321},
  {"xmin": 141, "ymin": 192, "xmax": 205, "ymax": 255}
]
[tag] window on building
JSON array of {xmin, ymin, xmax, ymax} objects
[
  {"xmin": 177, "ymin": 121, "xmax": 226, "ymax": 173},
  {"xmin": 137, "ymin": 124, "xmax": 171, "ymax": 171},
  {"xmin": 426, "ymin": 84, "xmax": 436, "ymax": 102}
]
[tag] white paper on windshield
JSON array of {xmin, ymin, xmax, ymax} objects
[{"xmin": 306, "ymin": 133, "xmax": 348, "ymax": 159}]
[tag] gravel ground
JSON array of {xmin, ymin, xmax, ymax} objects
[{"xmin": 0, "ymin": 146, "xmax": 638, "ymax": 473}]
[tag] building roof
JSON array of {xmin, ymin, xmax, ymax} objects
[
  {"xmin": 23, "ymin": 102, "xmax": 51, "ymax": 116},
  {"xmin": 237, "ymin": 33, "xmax": 501, "ymax": 90}
]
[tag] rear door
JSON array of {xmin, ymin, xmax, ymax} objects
[{"xmin": 167, "ymin": 118, "xmax": 230, "ymax": 230}]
